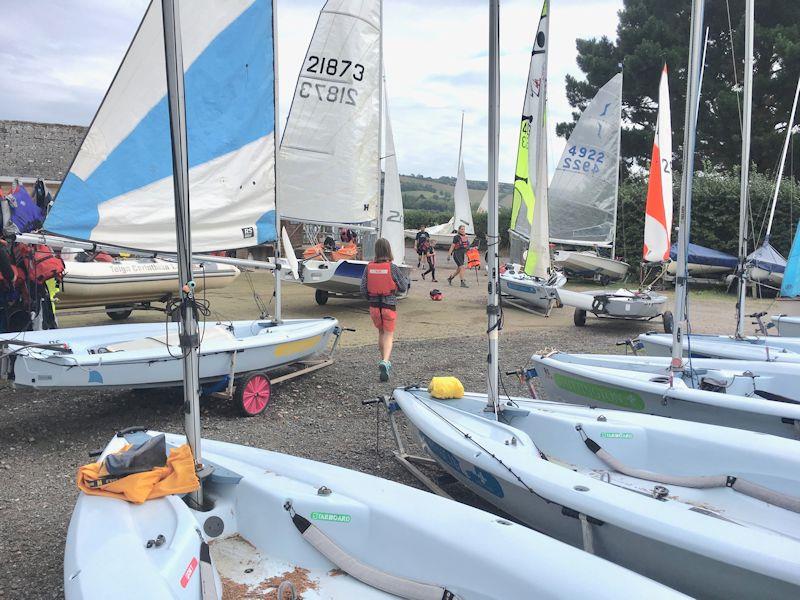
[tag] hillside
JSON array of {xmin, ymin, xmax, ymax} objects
[{"xmin": 399, "ymin": 173, "xmax": 514, "ymax": 213}]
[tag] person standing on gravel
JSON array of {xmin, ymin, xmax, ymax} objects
[
  {"xmin": 361, "ymin": 238, "xmax": 409, "ymax": 382},
  {"xmin": 414, "ymin": 225, "xmax": 430, "ymax": 268},
  {"xmin": 447, "ymin": 224, "xmax": 470, "ymax": 287}
]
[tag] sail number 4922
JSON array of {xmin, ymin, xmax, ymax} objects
[
  {"xmin": 300, "ymin": 55, "xmax": 364, "ymax": 106},
  {"xmin": 561, "ymin": 146, "xmax": 605, "ymax": 174}
]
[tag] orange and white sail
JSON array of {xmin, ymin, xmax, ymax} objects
[{"xmin": 643, "ymin": 65, "xmax": 673, "ymax": 263}]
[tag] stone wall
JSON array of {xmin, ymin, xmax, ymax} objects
[{"xmin": 0, "ymin": 120, "xmax": 86, "ymax": 182}]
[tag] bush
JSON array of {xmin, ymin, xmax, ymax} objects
[{"xmin": 614, "ymin": 168, "xmax": 800, "ymax": 268}]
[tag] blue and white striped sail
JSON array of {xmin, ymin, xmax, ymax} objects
[{"xmin": 45, "ymin": 0, "xmax": 277, "ymax": 252}]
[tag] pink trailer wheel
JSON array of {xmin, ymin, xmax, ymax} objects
[{"xmin": 235, "ymin": 372, "xmax": 271, "ymax": 416}]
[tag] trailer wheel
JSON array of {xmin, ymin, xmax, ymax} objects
[
  {"xmin": 106, "ymin": 305, "xmax": 133, "ymax": 321},
  {"xmin": 315, "ymin": 289, "xmax": 329, "ymax": 305},
  {"xmin": 662, "ymin": 310, "xmax": 674, "ymax": 334},
  {"xmin": 235, "ymin": 372, "xmax": 271, "ymax": 416},
  {"xmin": 574, "ymin": 308, "xmax": 587, "ymax": 326}
]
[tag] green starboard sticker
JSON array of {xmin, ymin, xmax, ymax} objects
[
  {"xmin": 552, "ymin": 373, "xmax": 646, "ymax": 411},
  {"xmin": 600, "ymin": 432, "xmax": 634, "ymax": 439},
  {"xmin": 310, "ymin": 511, "xmax": 351, "ymax": 523}
]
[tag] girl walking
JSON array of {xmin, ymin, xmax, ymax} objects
[
  {"xmin": 421, "ymin": 241, "xmax": 437, "ymax": 282},
  {"xmin": 360, "ymin": 238, "xmax": 409, "ymax": 381}
]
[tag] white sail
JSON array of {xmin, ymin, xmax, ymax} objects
[
  {"xmin": 45, "ymin": 0, "xmax": 277, "ymax": 252},
  {"xmin": 278, "ymin": 0, "xmax": 381, "ymax": 226},
  {"xmin": 549, "ymin": 72, "xmax": 623, "ymax": 247},
  {"xmin": 643, "ymin": 65, "xmax": 673, "ymax": 263},
  {"xmin": 381, "ymin": 87, "xmax": 405, "ymax": 265},
  {"xmin": 510, "ymin": 0, "xmax": 549, "ymax": 250},
  {"xmin": 453, "ymin": 159, "xmax": 475, "ymax": 235},
  {"xmin": 476, "ymin": 191, "xmax": 488, "ymax": 213},
  {"xmin": 522, "ymin": 0, "xmax": 551, "ymax": 278}
]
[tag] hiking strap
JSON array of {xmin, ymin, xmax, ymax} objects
[
  {"xmin": 580, "ymin": 427, "xmax": 800, "ymax": 513},
  {"xmin": 285, "ymin": 502, "xmax": 457, "ymax": 600}
]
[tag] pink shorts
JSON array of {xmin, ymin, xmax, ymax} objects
[{"xmin": 369, "ymin": 306, "xmax": 397, "ymax": 332}]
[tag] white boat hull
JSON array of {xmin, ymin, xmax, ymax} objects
[
  {"xmin": 282, "ymin": 259, "xmax": 410, "ymax": 302},
  {"xmin": 552, "ymin": 249, "xmax": 629, "ymax": 282},
  {"xmin": 499, "ymin": 266, "xmax": 566, "ymax": 314},
  {"xmin": 531, "ymin": 352, "xmax": 800, "ymax": 439},
  {"xmin": 750, "ymin": 266, "xmax": 784, "ymax": 286},
  {"xmin": 665, "ymin": 260, "xmax": 732, "ymax": 277},
  {"xmin": 773, "ymin": 315, "xmax": 800, "ymax": 337},
  {"xmin": 0, "ymin": 318, "xmax": 338, "ymax": 389},
  {"xmin": 638, "ymin": 331, "xmax": 800, "ymax": 363},
  {"xmin": 558, "ymin": 288, "xmax": 667, "ymax": 319},
  {"xmin": 57, "ymin": 259, "xmax": 240, "ymax": 309},
  {"xmin": 64, "ymin": 430, "xmax": 673, "ymax": 599},
  {"xmin": 394, "ymin": 389, "xmax": 800, "ymax": 599}
]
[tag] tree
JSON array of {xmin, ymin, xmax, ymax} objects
[{"xmin": 557, "ymin": 0, "xmax": 800, "ymax": 176}]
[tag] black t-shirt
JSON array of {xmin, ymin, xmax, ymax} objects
[
  {"xmin": 452, "ymin": 234, "xmax": 468, "ymax": 254},
  {"xmin": 415, "ymin": 231, "xmax": 430, "ymax": 247}
]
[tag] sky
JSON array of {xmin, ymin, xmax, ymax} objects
[{"xmin": 1, "ymin": 0, "xmax": 623, "ymax": 181}]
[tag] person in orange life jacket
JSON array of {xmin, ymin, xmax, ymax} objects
[
  {"xmin": 447, "ymin": 224, "xmax": 470, "ymax": 287},
  {"xmin": 360, "ymin": 238, "xmax": 409, "ymax": 382},
  {"xmin": 421, "ymin": 240, "xmax": 437, "ymax": 282}
]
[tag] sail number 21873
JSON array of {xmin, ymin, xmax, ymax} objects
[
  {"xmin": 560, "ymin": 145, "xmax": 605, "ymax": 174},
  {"xmin": 299, "ymin": 55, "xmax": 365, "ymax": 106}
]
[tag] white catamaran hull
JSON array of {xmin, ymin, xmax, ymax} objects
[
  {"xmin": 499, "ymin": 267, "xmax": 566, "ymax": 314},
  {"xmin": 58, "ymin": 259, "xmax": 240, "ymax": 309},
  {"xmin": 773, "ymin": 314, "xmax": 800, "ymax": 337},
  {"xmin": 64, "ymin": 430, "xmax": 676, "ymax": 600},
  {"xmin": 637, "ymin": 331, "xmax": 800, "ymax": 363},
  {"xmin": 552, "ymin": 249, "xmax": 629, "ymax": 282},
  {"xmin": 394, "ymin": 389, "xmax": 800, "ymax": 599},
  {"xmin": 0, "ymin": 318, "xmax": 338, "ymax": 389},
  {"xmin": 530, "ymin": 352, "xmax": 800, "ymax": 439}
]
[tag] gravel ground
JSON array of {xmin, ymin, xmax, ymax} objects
[
  {"xmin": 0, "ymin": 319, "xmax": 637, "ymax": 599},
  {"xmin": 1, "ymin": 250, "xmax": 793, "ymax": 598}
]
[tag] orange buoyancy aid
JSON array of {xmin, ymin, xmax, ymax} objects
[
  {"xmin": 332, "ymin": 241, "xmax": 358, "ymax": 261},
  {"xmin": 466, "ymin": 247, "xmax": 481, "ymax": 269},
  {"xmin": 303, "ymin": 243, "xmax": 324, "ymax": 259},
  {"xmin": 366, "ymin": 261, "xmax": 397, "ymax": 297}
]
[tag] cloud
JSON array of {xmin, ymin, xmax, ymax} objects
[{"xmin": 1, "ymin": 0, "xmax": 623, "ymax": 182}]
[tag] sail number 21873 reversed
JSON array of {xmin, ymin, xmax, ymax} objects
[{"xmin": 299, "ymin": 55, "xmax": 365, "ymax": 106}]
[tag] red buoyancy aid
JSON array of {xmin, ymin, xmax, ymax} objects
[
  {"xmin": 456, "ymin": 234, "xmax": 469, "ymax": 250},
  {"xmin": 14, "ymin": 243, "xmax": 65, "ymax": 283},
  {"xmin": 366, "ymin": 261, "xmax": 397, "ymax": 296}
]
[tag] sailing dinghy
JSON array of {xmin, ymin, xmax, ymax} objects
[
  {"xmin": 278, "ymin": 2, "xmax": 410, "ymax": 305},
  {"xmin": 57, "ymin": 256, "xmax": 239, "ymax": 316},
  {"xmin": 394, "ymin": 6, "xmax": 800, "ymax": 596},
  {"xmin": 499, "ymin": 1, "xmax": 566, "ymax": 316},
  {"xmin": 0, "ymin": 0, "xmax": 341, "ymax": 402},
  {"xmin": 549, "ymin": 73, "xmax": 629, "ymax": 284},
  {"xmin": 64, "ymin": 3, "xmax": 681, "ymax": 598},
  {"xmin": 558, "ymin": 67, "xmax": 671, "ymax": 329},
  {"xmin": 403, "ymin": 114, "xmax": 476, "ymax": 246}
]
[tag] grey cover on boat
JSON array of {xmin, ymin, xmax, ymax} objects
[{"xmin": 105, "ymin": 433, "xmax": 167, "ymax": 476}]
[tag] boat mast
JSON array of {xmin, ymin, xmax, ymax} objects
[
  {"xmin": 458, "ymin": 110, "xmax": 465, "ymax": 173},
  {"xmin": 161, "ymin": 0, "xmax": 204, "ymax": 505},
  {"xmin": 377, "ymin": 1, "xmax": 384, "ymax": 240},
  {"xmin": 735, "ymin": 0, "xmax": 754, "ymax": 338},
  {"xmin": 611, "ymin": 67, "xmax": 623, "ymax": 261},
  {"xmin": 764, "ymin": 74, "xmax": 800, "ymax": 243},
  {"xmin": 671, "ymin": 0, "xmax": 705, "ymax": 370},
  {"xmin": 273, "ymin": 0, "xmax": 283, "ymax": 323},
  {"xmin": 485, "ymin": 0, "xmax": 500, "ymax": 413}
]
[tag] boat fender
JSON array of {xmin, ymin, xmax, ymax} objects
[
  {"xmin": 579, "ymin": 427, "xmax": 800, "ymax": 513},
  {"xmin": 285, "ymin": 501, "xmax": 457, "ymax": 600}
]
